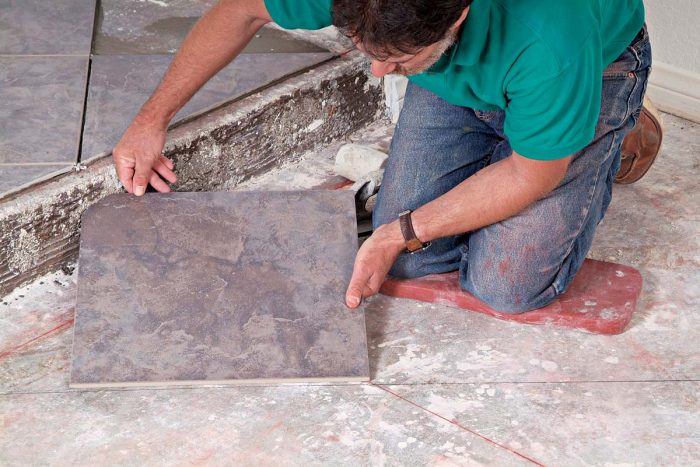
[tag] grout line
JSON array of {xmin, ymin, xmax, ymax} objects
[
  {"xmin": 0, "ymin": 163, "xmax": 74, "ymax": 167},
  {"xmin": 1, "ymin": 378, "xmax": 698, "ymax": 398},
  {"xmin": 75, "ymin": 56, "xmax": 93, "ymax": 164},
  {"xmin": 372, "ymin": 383, "xmax": 546, "ymax": 466},
  {"xmin": 0, "ymin": 382, "xmax": 370, "ymax": 397},
  {"xmin": 368, "ymin": 379, "xmax": 700, "ymax": 385},
  {"xmin": 0, "ymin": 54, "xmax": 88, "ymax": 58}
]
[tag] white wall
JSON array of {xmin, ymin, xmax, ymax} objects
[
  {"xmin": 645, "ymin": 0, "xmax": 700, "ymax": 74},
  {"xmin": 643, "ymin": 0, "xmax": 700, "ymax": 122}
]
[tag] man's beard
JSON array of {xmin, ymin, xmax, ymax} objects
[{"xmin": 394, "ymin": 29, "xmax": 459, "ymax": 76}]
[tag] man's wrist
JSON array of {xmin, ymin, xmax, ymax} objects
[
  {"xmin": 135, "ymin": 106, "xmax": 172, "ymax": 131},
  {"xmin": 375, "ymin": 220, "xmax": 407, "ymax": 255}
]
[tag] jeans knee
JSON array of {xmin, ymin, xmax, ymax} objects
[
  {"xmin": 465, "ymin": 273, "xmax": 556, "ymax": 314},
  {"xmin": 389, "ymin": 253, "xmax": 427, "ymax": 279}
]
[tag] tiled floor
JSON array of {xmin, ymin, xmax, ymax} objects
[
  {"xmin": 81, "ymin": 52, "xmax": 332, "ymax": 159},
  {"xmin": 0, "ymin": 0, "xmax": 96, "ymax": 54},
  {"xmin": 0, "ymin": 0, "xmax": 334, "ymax": 195},
  {"xmin": 0, "ymin": 113, "xmax": 697, "ymax": 465}
]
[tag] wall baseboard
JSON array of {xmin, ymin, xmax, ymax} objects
[{"xmin": 647, "ymin": 61, "xmax": 700, "ymax": 123}]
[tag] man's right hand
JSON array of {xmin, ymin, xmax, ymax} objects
[{"xmin": 112, "ymin": 116, "xmax": 177, "ymax": 196}]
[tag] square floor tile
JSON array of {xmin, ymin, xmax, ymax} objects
[
  {"xmin": 242, "ymin": 27, "xmax": 329, "ymax": 54},
  {"xmin": 0, "ymin": 57, "xmax": 88, "ymax": 164},
  {"xmin": 80, "ymin": 52, "xmax": 333, "ymax": 159},
  {"xmin": 0, "ymin": 0, "xmax": 96, "ymax": 55},
  {"xmin": 92, "ymin": 0, "xmax": 214, "ymax": 55},
  {"xmin": 0, "ymin": 164, "xmax": 72, "ymax": 195},
  {"xmin": 94, "ymin": 4, "xmax": 327, "ymax": 56},
  {"xmin": 70, "ymin": 191, "xmax": 368, "ymax": 387}
]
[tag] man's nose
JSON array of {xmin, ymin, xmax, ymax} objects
[{"xmin": 370, "ymin": 60, "xmax": 397, "ymax": 77}]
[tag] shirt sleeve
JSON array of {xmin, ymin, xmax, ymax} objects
[
  {"xmin": 263, "ymin": 0, "xmax": 333, "ymax": 30},
  {"xmin": 503, "ymin": 35, "xmax": 603, "ymax": 160}
]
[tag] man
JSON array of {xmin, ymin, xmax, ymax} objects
[{"xmin": 112, "ymin": 0, "xmax": 658, "ymax": 313}]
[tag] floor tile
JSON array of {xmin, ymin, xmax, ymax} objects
[
  {"xmin": 383, "ymin": 382, "xmax": 700, "ymax": 466},
  {"xmin": 80, "ymin": 52, "xmax": 334, "ymax": 159},
  {"xmin": 0, "ymin": 57, "xmax": 88, "ymax": 164},
  {"xmin": 0, "ymin": 164, "xmax": 72, "ymax": 195},
  {"xmin": 93, "ymin": 0, "xmax": 326, "ymax": 55},
  {"xmin": 0, "ymin": 385, "xmax": 530, "ymax": 466},
  {"xmin": 242, "ymin": 27, "xmax": 330, "ymax": 54},
  {"xmin": 0, "ymin": 0, "xmax": 96, "ymax": 55},
  {"xmin": 93, "ymin": 0, "xmax": 216, "ymax": 55},
  {"xmin": 70, "ymin": 191, "xmax": 368, "ymax": 387}
]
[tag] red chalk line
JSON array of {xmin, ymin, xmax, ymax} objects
[
  {"xmin": 0, "ymin": 310, "xmax": 74, "ymax": 360},
  {"xmin": 373, "ymin": 383, "xmax": 545, "ymax": 466}
]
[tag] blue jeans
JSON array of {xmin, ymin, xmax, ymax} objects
[{"xmin": 374, "ymin": 26, "xmax": 652, "ymax": 313}]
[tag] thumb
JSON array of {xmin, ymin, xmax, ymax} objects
[
  {"xmin": 345, "ymin": 269, "xmax": 367, "ymax": 309},
  {"xmin": 133, "ymin": 154, "xmax": 154, "ymax": 196}
]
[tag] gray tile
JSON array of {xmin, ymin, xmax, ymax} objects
[
  {"xmin": 0, "ymin": 0, "xmax": 96, "ymax": 55},
  {"xmin": 70, "ymin": 191, "xmax": 368, "ymax": 387},
  {"xmin": 80, "ymin": 52, "xmax": 334, "ymax": 159},
  {"xmin": 0, "ymin": 164, "xmax": 72, "ymax": 195},
  {"xmin": 242, "ymin": 27, "xmax": 330, "ymax": 54},
  {"xmin": 0, "ymin": 57, "xmax": 88, "ymax": 164},
  {"xmin": 95, "ymin": 7, "xmax": 328, "ymax": 56},
  {"xmin": 93, "ymin": 0, "xmax": 215, "ymax": 55},
  {"xmin": 93, "ymin": 1, "xmax": 324, "ymax": 55}
]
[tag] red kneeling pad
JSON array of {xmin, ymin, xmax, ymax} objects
[{"xmin": 379, "ymin": 259, "xmax": 642, "ymax": 335}]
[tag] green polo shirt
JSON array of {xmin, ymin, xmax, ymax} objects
[{"xmin": 263, "ymin": 0, "xmax": 644, "ymax": 160}]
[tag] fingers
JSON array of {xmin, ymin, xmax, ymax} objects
[
  {"xmin": 160, "ymin": 154, "xmax": 174, "ymax": 170},
  {"xmin": 345, "ymin": 264, "xmax": 368, "ymax": 309},
  {"xmin": 346, "ymin": 264, "xmax": 385, "ymax": 309},
  {"xmin": 153, "ymin": 155, "xmax": 177, "ymax": 184},
  {"xmin": 114, "ymin": 151, "xmax": 175, "ymax": 195},
  {"xmin": 149, "ymin": 172, "xmax": 171, "ymax": 193},
  {"xmin": 115, "ymin": 162, "xmax": 135, "ymax": 194},
  {"xmin": 133, "ymin": 154, "xmax": 156, "ymax": 196},
  {"xmin": 366, "ymin": 271, "xmax": 386, "ymax": 297}
]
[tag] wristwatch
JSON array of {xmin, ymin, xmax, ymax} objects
[{"xmin": 399, "ymin": 210, "xmax": 431, "ymax": 253}]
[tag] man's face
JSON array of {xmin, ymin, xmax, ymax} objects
[{"xmin": 355, "ymin": 28, "xmax": 459, "ymax": 77}]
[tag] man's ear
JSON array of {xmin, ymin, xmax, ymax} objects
[{"xmin": 451, "ymin": 7, "xmax": 470, "ymax": 31}]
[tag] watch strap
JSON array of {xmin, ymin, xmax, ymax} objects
[{"xmin": 399, "ymin": 210, "xmax": 428, "ymax": 253}]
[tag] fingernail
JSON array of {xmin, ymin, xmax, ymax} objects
[
  {"xmin": 134, "ymin": 186, "xmax": 145, "ymax": 196},
  {"xmin": 348, "ymin": 296, "xmax": 360, "ymax": 308}
]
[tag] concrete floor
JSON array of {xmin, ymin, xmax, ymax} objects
[{"xmin": 0, "ymin": 113, "xmax": 698, "ymax": 466}]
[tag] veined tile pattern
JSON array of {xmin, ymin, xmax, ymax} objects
[
  {"xmin": 0, "ymin": 56, "xmax": 89, "ymax": 164},
  {"xmin": 93, "ymin": 0, "xmax": 217, "ymax": 55},
  {"xmin": 80, "ymin": 52, "xmax": 334, "ymax": 159},
  {"xmin": 0, "ymin": 0, "xmax": 96, "ymax": 55},
  {"xmin": 70, "ymin": 191, "xmax": 369, "ymax": 387}
]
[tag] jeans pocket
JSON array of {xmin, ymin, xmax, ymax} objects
[
  {"xmin": 601, "ymin": 45, "xmax": 650, "ymax": 130},
  {"xmin": 603, "ymin": 26, "xmax": 650, "ymax": 79}
]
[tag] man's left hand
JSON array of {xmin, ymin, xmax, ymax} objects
[{"xmin": 345, "ymin": 221, "xmax": 405, "ymax": 309}]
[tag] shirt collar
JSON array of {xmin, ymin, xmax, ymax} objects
[
  {"xmin": 414, "ymin": 0, "xmax": 491, "ymax": 75},
  {"xmin": 452, "ymin": 0, "xmax": 491, "ymax": 67}
]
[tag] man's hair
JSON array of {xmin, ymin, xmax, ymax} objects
[{"xmin": 332, "ymin": 0, "xmax": 473, "ymax": 60}]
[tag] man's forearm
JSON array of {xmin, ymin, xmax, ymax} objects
[
  {"xmin": 137, "ymin": 0, "xmax": 270, "ymax": 128},
  {"xmin": 408, "ymin": 152, "xmax": 571, "ymax": 243}
]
